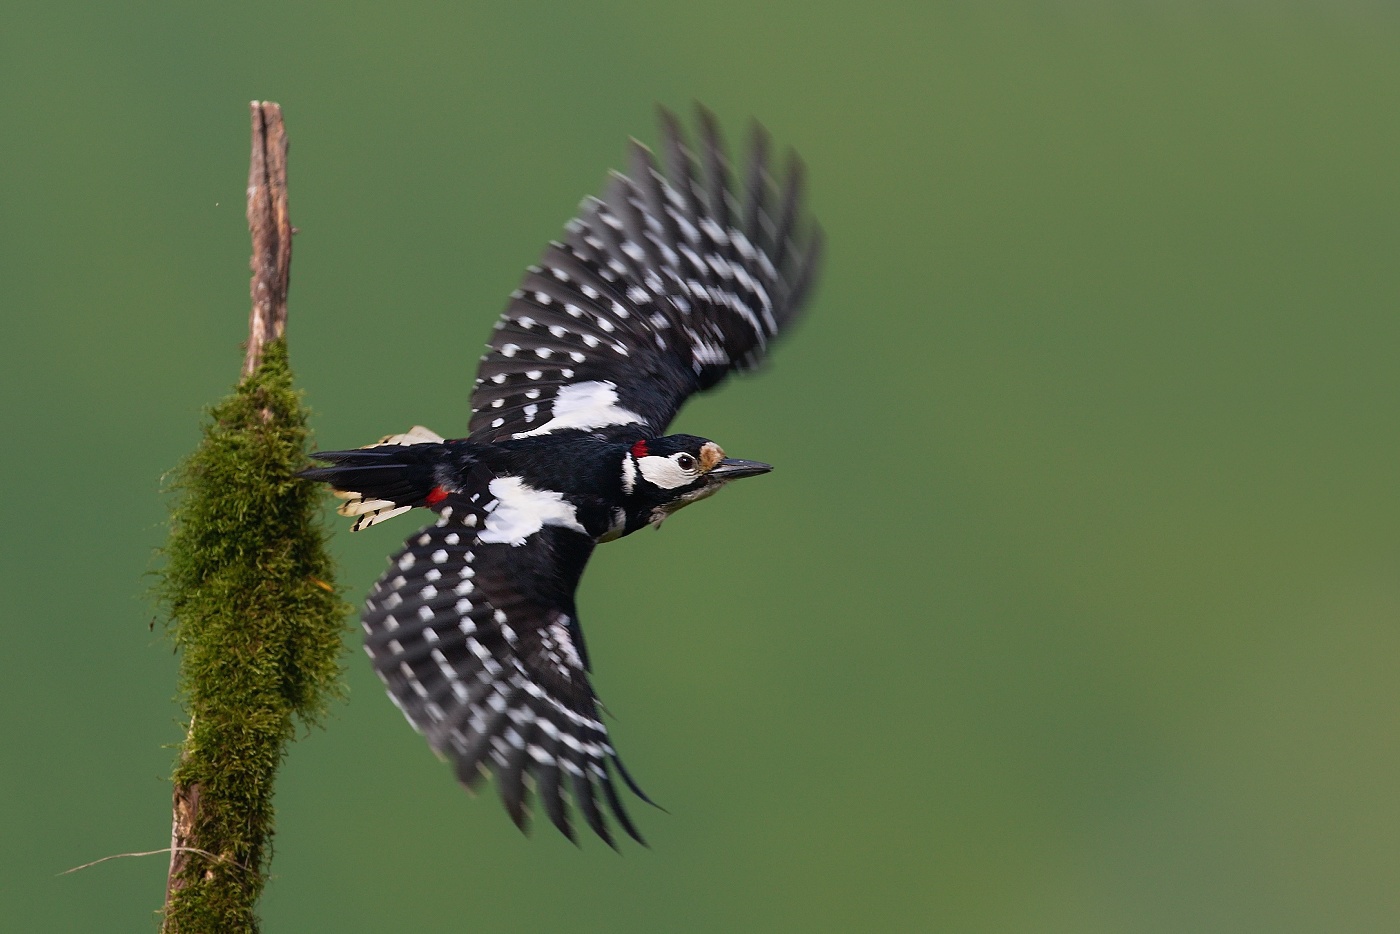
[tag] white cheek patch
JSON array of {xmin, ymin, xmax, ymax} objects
[{"xmin": 638, "ymin": 455, "xmax": 696, "ymax": 490}]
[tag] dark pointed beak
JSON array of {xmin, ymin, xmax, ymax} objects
[{"xmin": 708, "ymin": 458, "xmax": 773, "ymax": 480}]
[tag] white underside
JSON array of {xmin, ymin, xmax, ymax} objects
[
  {"xmin": 649, "ymin": 481, "xmax": 726, "ymax": 527},
  {"xmin": 370, "ymin": 425, "xmax": 445, "ymax": 446}
]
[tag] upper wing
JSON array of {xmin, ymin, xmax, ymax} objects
[
  {"xmin": 362, "ymin": 474, "xmax": 649, "ymax": 846},
  {"xmin": 468, "ymin": 106, "xmax": 823, "ymax": 443}
]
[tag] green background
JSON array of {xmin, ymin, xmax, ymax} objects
[{"xmin": 5, "ymin": 2, "xmax": 1400, "ymax": 930}]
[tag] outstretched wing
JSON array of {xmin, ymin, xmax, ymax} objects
[
  {"xmin": 362, "ymin": 473, "xmax": 649, "ymax": 846},
  {"xmin": 468, "ymin": 106, "xmax": 823, "ymax": 443}
]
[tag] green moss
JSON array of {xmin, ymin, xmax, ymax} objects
[{"xmin": 157, "ymin": 340, "xmax": 347, "ymax": 933}]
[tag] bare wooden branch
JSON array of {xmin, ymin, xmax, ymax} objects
[
  {"xmin": 243, "ymin": 101, "xmax": 292, "ymax": 377},
  {"xmin": 161, "ymin": 101, "xmax": 304, "ymax": 933},
  {"xmin": 163, "ymin": 745, "xmax": 201, "ymax": 915}
]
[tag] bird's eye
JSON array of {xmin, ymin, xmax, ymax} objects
[{"xmin": 676, "ymin": 454, "xmax": 696, "ymax": 471}]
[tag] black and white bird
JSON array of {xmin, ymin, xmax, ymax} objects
[{"xmin": 301, "ymin": 107, "xmax": 821, "ymax": 846}]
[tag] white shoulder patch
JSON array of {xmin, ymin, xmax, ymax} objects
[
  {"xmin": 512, "ymin": 380, "xmax": 645, "ymax": 438},
  {"xmin": 479, "ymin": 477, "xmax": 586, "ymax": 546}
]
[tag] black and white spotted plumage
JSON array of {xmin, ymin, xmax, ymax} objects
[
  {"xmin": 303, "ymin": 107, "xmax": 820, "ymax": 846},
  {"xmin": 362, "ymin": 475, "xmax": 646, "ymax": 844},
  {"xmin": 468, "ymin": 107, "xmax": 822, "ymax": 444}
]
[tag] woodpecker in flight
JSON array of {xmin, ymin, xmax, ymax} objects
[{"xmin": 301, "ymin": 107, "xmax": 821, "ymax": 846}]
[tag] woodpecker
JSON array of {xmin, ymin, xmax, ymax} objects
[{"xmin": 301, "ymin": 107, "xmax": 821, "ymax": 846}]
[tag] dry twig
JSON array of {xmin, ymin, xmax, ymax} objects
[{"xmin": 243, "ymin": 101, "xmax": 292, "ymax": 378}]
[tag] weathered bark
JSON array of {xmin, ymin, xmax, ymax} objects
[
  {"xmin": 163, "ymin": 731, "xmax": 202, "ymax": 909},
  {"xmin": 243, "ymin": 101, "xmax": 292, "ymax": 378}
]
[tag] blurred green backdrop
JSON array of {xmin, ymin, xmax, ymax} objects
[{"xmin": 5, "ymin": 1, "xmax": 1400, "ymax": 931}]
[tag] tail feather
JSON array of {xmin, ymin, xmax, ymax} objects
[{"xmin": 299, "ymin": 426, "xmax": 450, "ymax": 531}]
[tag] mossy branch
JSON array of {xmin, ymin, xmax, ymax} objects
[{"xmin": 156, "ymin": 103, "xmax": 346, "ymax": 934}]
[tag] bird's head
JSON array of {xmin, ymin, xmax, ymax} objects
[{"xmin": 618, "ymin": 434, "xmax": 771, "ymax": 531}]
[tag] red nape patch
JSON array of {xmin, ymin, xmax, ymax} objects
[
  {"xmin": 630, "ymin": 440, "xmax": 649, "ymax": 459},
  {"xmin": 425, "ymin": 486, "xmax": 450, "ymax": 505}
]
